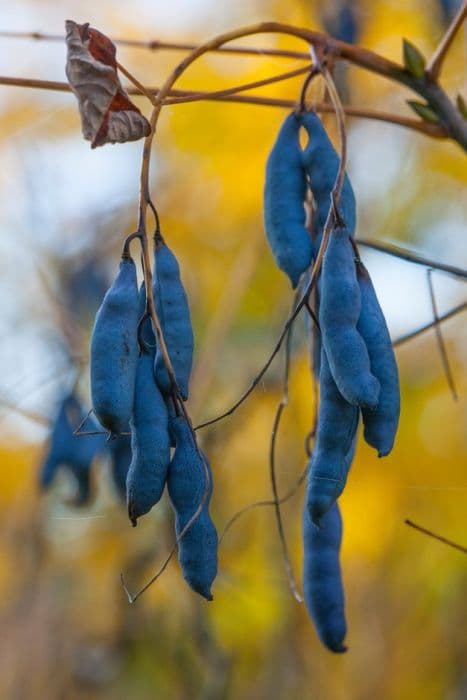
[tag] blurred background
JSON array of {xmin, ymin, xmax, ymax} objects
[{"xmin": 0, "ymin": 0, "xmax": 466, "ymax": 698}]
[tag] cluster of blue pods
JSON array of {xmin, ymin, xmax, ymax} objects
[
  {"xmin": 264, "ymin": 111, "xmax": 401, "ymax": 652},
  {"xmin": 41, "ymin": 233, "xmax": 218, "ymax": 601}
]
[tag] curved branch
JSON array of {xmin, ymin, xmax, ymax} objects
[
  {"xmin": 0, "ymin": 75, "xmax": 446, "ymax": 138},
  {"xmin": 426, "ymin": 0, "xmax": 467, "ymax": 80},
  {"xmin": 357, "ymin": 238, "xmax": 467, "ymax": 279},
  {"xmin": 393, "ymin": 301, "xmax": 467, "ymax": 347}
]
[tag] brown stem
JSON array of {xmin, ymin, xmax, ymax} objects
[
  {"xmin": 269, "ymin": 296, "xmax": 303, "ymax": 603},
  {"xmin": 197, "ymin": 55, "xmax": 349, "ymax": 432},
  {"xmin": 357, "ymin": 238, "xmax": 467, "ymax": 279},
  {"xmin": 405, "ymin": 519, "xmax": 467, "ymax": 554},
  {"xmin": 116, "ymin": 61, "xmax": 157, "ymax": 105},
  {"xmin": 162, "ymin": 64, "xmax": 312, "ymax": 105},
  {"xmin": 393, "ymin": 300, "xmax": 467, "ymax": 347},
  {"xmin": 426, "ymin": 0, "xmax": 467, "ymax": 80},
  {"xmin": 426, "ymin": 270, "xmax": 458, "ymax": 401},
  {"xmin": 0, "ymin": 76, "xmax": 447, "ymax": 139},
  {"xmin": 0, "ymin": 29, "xmax": 310, "ymax": 60}
]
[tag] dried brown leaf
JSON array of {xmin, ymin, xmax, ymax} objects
[{"xmin": 65, "ymin": 20, "xmax": 151, "ymax": 148}]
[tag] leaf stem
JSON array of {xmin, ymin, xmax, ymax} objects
[{"xmin": 426, "ymin": 0, "xmax": 467, "ymax": 80}]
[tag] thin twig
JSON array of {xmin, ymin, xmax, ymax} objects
[
  {"xmin": 426, "ymin": 270, "xmax": 458, "ymax": 400},
  {"xmin": 0, "ymin": 29, "xmax": 311, "ymax": 60},
  {"xmin": 0, "ymin": 76, "xmax": 447, "ymax": 138},
  {"xmin": 163, "ymin": 64, "xmax": 312, "ymax": 105},
  {"xmin": 197, "ymin": 48, "xmax": 349, "ymax": 432},
  {"xmin": 219, "ymin": 466, "xmax": 309, "ymax": 544},
  {"xmin": 120, "ymin": 551, "xmax": 175, "ymax": 603},
  {"xmin": 189, "ymin": 239, "xmax": 262, "ymax": 416},
  {"xmin": 0, "ymin": 397, "xmax": 50, "ymax": 427},
  {"xmin": 116, "ymin": 61, "xmax": 158, "ymax": 105},
  {"xmin": 426, "ymin": 0, "xmax": 467, "ymax": 80},
  {"xmin": 357, "ymin": 238, "xmax": 467, "ymax": 280},
  {"xmin": 393, "ymin": 300, "xmax": 467, "ymax": 346},
  {"xmin": 405, "ymin": 519, "xmax": 467, "ymax": 554},
  {"xmin": 269, "ymin": 298, "xmax": 303, "ymax": 603}
]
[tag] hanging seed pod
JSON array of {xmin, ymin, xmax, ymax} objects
[
  {"xmin": 319, "ymin": 228, "xmax": 380, "ymax": 408},
  {"xmin": 306, "ymin": 348, "xmax": 358, "ymax": 525},
  {"xmin": 303, "ymin": 502, "xmax": 347, "ymax": 653},
  {"xmin": 167, "ymin": 415, "xmax": 218, "ymax": 600},
  {"xmin": 153, "ymin": 236, "xmax": 194, "ymax": 401},
  {"xmin": 39, "ymin": 393, "xmax": 103, "ymax": 505},
  {"xmin": 300, "ymin": 111, "xmax": 356, "ymax": 250},
  {"xmin": 264, "ymin": 113, "xmax": 313, "ymax": 288},
  {"xmin": 90, "ymin": 253, "xmax": 139, "ymax": 435},
  {"xmin": 126, "ymin": 350, "xmax": 171, "ymax": 525},
  {"xmin": 357, "ymin": 263, "xmax": 400, "ymax": 456}
]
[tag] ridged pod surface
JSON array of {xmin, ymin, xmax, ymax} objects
[
  {"xmin": 300, "ymin": 111, "xmax": 356, "ymax": 251},
  {"xmin": 303, "ymin": 502, "xmax": 347, "ymax": 653},
  {"xmin": 153, "ymin": 239, "xmax": 194, "ymax": 401},
  {"xmin": 126, "ymin": 350, "xmax": 170, "ymax": 525},
  {"xmin": 39, "ymin": 393, "xmax": 103, "ymax": 505},
  {"xmin": 167, "ymin": 416, "xmax": 218, "ymax": 601},
  {"xmin": 320, "ymin": 228, "xmax": 380, "ymax": 408},
  {"xmin": 306, "ymin": 348, "xmax": 358, "ymax": 525},
  {"xmin": 264, "ymin": 113, "xmax": 313, "ymax": 288},
  {"xmin": 90, "ymin": 255, "xmax": 139, "ymax": 434},
  {"xmin": 357, "ymin": 263, "xmax": 400, "ymax": 456}
]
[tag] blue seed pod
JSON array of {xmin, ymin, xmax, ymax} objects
[
  {"xmin": 264, "ymin": 113, "xmax": 313, "ymax": 288},
  {"xmin": 90, "ymin": 255, "xmax": 139, "ymax": 434},
  {"xmin": 306, "ymin": 348, "xmax": 359, "ymax": 525},
  {"xmin": 167, "ymin": 416, "xmax": 218, "ymax": 601},
  {"xmin": 126, "ymin": 350, "xmax": 171, "ymax": 525},
  {"xmin": 319, "ymin": 228, "xmax": 380, "ymax": 408},
  {"xmin": 39, "ymin": 393, "xmax": 103, "ymax": 505},
  {"xmin": 357, "ymin": 264, "xmax": 400, "ymax": 456},
  {"xmin": 108, "ymin": 434, "xmax": 132, "ymax": 500},
  {"xmin": 153, "ymin": 238, "xmax": 194, "ymax": 401},
  {"xmin": 300, "ymin": 111, "xmax": 356, "ymax": 251},
  {"xmin": 303, "ymin": 502, "xmax": 347, "ymax": 653},
  {"xmin": 322, "ymin": 2, "xmax": 359, "ymax": 44}
]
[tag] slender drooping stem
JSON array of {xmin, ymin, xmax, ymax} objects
[
  {"xmin": 426, "ymin": 270, "xmax": 458, "ymax": 400},
  {"xmin": 269, "ymin": 295, "xmax": 303, "ymax": 604},
  {"xmin": 426, "ymin": 0, "xmax": 467, "ymax": 80},
  {"xmin": 405, "ymin": 519, "xmax": 467, "ymax": 554},
  {"xmin": 357, "ymin": 239, "xmax": 467, "ymax": 280},
  {"xmin": 393, "ymin": 301, "xmax": 467, "ymax": 347}
]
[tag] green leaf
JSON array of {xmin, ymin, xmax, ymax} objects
[
  {"xmin": 402, "ymin": 39, "xmax": 426, "ymax": 78},
  {"xmin": 407, "ymin": 100, "xmax": 440, "ymax": 123},
  {"xmin": 456, "ymin": 94, "xmax": 467, "ymax": 120}
]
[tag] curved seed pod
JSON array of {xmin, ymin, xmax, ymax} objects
[
  {"xmin": 153, "ymin": 238, "xmax": 194, "ymax": 401},
  {"xmin": 320, "ymin": 228, "xmax": 380, "ymax": 408},
  {"xmin": 300, "ymin": 111, "xmax": 356, "ymax": 249},
  {"xmin": 126, "ymin": 350, "xmax": 171, "ymax": 525},
  {"xmin": 167, "ymin": 416, "xmax": 218, "ymax": 601},
  {"xmin": 39, "ymin": 393, "xmax": 103, "ymax": 505},
  {"xmin": 108, "ymin": 434, "xmax": 132, "ymax": 500},
  {"xmin": 303, "ymin": 502, "xmax": 347, "ymax": 653},
  {"xmin": 264, "ymin": 113, "xmax": 313, "ymax": 288},
  {"xmin": 306, "ymin": 348, "xmax": 359, "ymax": 525},
  {"xmin": 90, "ymin": 254, "xmax": 139, "ymax": 434},
  {"xmin": 357, "ymin": 263, "xmax": 400, "ymax": 456}
]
